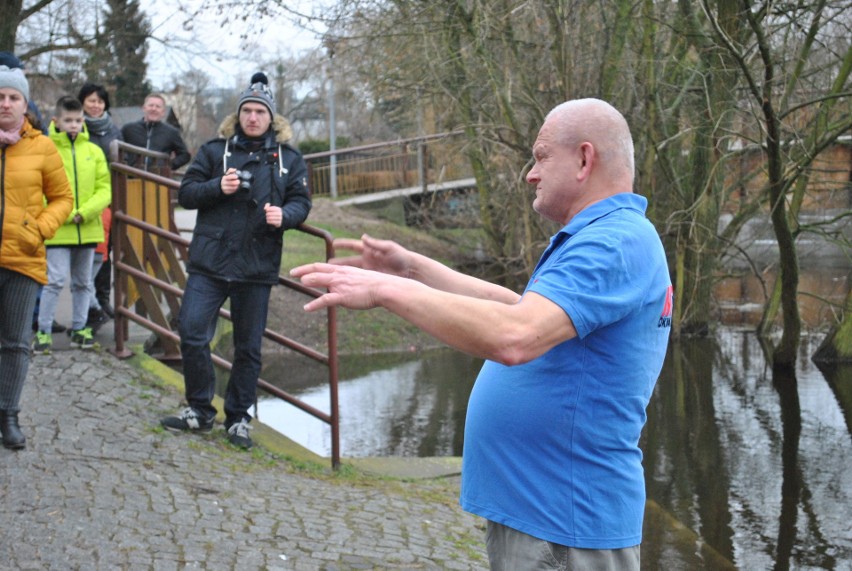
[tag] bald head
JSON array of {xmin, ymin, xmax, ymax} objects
[
  {"xmin": 526, "ymin": 99, "xmax": 636, "ymax": 224},
  {"xmin": 545, "ymin": 99, "xmax": 634, "ymax": 184}
]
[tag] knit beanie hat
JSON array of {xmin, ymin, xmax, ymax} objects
[
  {"xmin": 0, "ymin": 51, "xmax": 24, "ymax": 69},
  {"xmin": 237, "ymin": 72, "xmax": 275, "ymax": 116},
  {"xmin": 0, "ymin": 64, "xmax": 29, "ymax": 101}
]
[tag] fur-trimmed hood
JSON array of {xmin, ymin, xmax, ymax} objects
[{"xmin": 217, "ymin": 113, "xmax": 293, "ymax": 144}]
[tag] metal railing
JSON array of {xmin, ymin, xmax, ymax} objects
[
  {"xmin": 303, "ymin": 131, "xmax": 470, "ymax": 198},
  {"xmin": 109, "ymin": 141, "xmax": 342, "ymax": 468}
]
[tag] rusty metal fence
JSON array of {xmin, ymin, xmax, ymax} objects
[{"xmin": 108, "ymin": 141, "xmax": 342, "ymax": 468}]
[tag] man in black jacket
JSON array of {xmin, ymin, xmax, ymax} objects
[
  {"xmin": 161, "ymin": 73, "xmax": 312, "ymax": 449},
  {"xmin": 120, "ymin": 93, "xmax": 191, "ymax": 170}
]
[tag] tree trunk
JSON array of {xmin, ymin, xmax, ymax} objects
[
  {"xmin": 663, "ymin": 0, "xmax": 741, "ymax": 336},
  {"xmin": 749, "ymin": 10, "xmax": 802, "ymax": 368},
  {"xmin": 813, "ymin": 288, "xmax": 852, "ymax": 363},
  {"xmin": 679, "ymin": 139, "xmax": 720, "ymax": 336},
  {"xmin": 0, "ymin": 0, "xmax": 22, "ymax": 52}
]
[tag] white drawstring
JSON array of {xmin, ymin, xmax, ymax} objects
[
  {"xmin": 223, "ymin": 136, "xmax": 234, "ymax": 173},
  {"xmin": 278, "ymin": 144, "xmax": 287, "ymax": 177},
  {"xmin": 224, "ymin": 138, "xmax": 286, "ymax": 180}
]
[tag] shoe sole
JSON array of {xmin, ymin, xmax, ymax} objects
[
  {"xmin": 161, "ymin": 422, "xmax": 214, "ymax": 433},
  {"xmin": 227, "ymin": 426, "xmax": 253, "ymax": 449},
  {"xmin": 228, "ymin": 438, "xmax": 253, "ymax": 449}
]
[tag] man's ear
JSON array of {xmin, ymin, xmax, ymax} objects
[
  {"xmin": 576, "ymin": 142, "xmax": 595, "ymax": 181},
  {"xmin": 51, "ymin": 117, "xmax": 60, "ymax": 131}
]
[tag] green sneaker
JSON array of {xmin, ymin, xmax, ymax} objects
[
  {"xmin": 68, "ymin": 327, "xmax": 96, "ymax": 349},
  {"xmin": 33, "ymin": 331, "xmax": 52, "ymax": 354}
]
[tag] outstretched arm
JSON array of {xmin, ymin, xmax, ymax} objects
[
  {"xmin": 331, "ymin": 234, "xmax": 520, "ymax": 304},
  {"xmin": 290, "ymin": 258, "xmax": 576, "ymax": 366}
]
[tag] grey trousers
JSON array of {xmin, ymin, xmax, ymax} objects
[
  {"xmin": 0, "ymin": 268, "xmax": 39, "ymax": 413},
  {"xmin": 38, "ymin": 247, "xmax": 95, "ymax": 332},
  {"xmin": 486, "ymin": 520, "xmax": 641, "ymax": 571}
]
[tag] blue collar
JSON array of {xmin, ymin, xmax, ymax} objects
[
  {"xmin": 531, "ymin": 193, "xmax": 649, "ymax": 279},
  {"xmin": 562, "ymin": 193, "xmax": 648, "ymax": 237}
]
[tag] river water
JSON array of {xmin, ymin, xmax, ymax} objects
[{"xmin": 253, "ymin": 328, "xmax": 852, "ymax": 570}]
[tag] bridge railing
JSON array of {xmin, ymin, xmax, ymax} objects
[
  {"xmin": 304, "ymin": 131, "xmax": 471, "ymax": 198},
  {"xmin": 108, "ymin": 140, "xmax": 342, "ymax": 468}
]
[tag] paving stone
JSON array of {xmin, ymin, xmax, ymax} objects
[{"xmin": 0, "ymin": 351, "xmax": 488, "ymax": 569}]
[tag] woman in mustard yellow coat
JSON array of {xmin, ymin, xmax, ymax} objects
[{"xmin": 0, "ymin": 64, "xmax": 73, "ymax": 450}]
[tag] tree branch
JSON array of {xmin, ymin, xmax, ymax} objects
[{"xmin": 18, "ymin": 0, "xmax": 54, "ymax": 23}]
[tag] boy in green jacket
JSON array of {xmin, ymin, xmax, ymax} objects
[{"xmin": 34, "ymin": 96, "xmax": 111, "ymax": 352}]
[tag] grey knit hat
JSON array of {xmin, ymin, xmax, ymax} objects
[
  {"xmin": 0, "ymin": 64, "xmax": 29, "ymax": 101},
  {"xmin": 237, "ymin": 72, "xmax": 275, "ymax": 116}
]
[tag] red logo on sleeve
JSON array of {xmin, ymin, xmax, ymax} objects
[{"xmin": 658, "ymin": 285, "xmax": 674, "ymax": 328}]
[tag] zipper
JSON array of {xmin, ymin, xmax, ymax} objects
[
  {"xmin": 0, "ymin": 147, "xmax": 5, "ymax": 252},
  {"xmin": 71, "ymin": 137, "xmax": 82, "ymax": 244}
]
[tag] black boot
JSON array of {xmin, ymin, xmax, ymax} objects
[{"xmin": 0, "ymin": 411, "xmax": 26, "ymax": 450}]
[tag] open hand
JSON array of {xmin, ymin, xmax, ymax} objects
[
  {"xmin": 330, "ymin": 234, "xmax": 412, "ymax": 277},
  {"xmin": 290, "ymin": 263, "xmax": 394, "ymax": 312}
]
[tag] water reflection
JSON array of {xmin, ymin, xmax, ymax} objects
[
  {"xmin": 255, "ymin": 349, "xmax": 479, "ymax": 457},
  {"xmin": 714, "ymin": 265, "xmax": 847, "ymax": 328},
  {"xmin": 644, "ymin": 331, "xmax": 852, "ymax": 570},
  {"xmin": 255, "ymin": 329, "xmax": 852, "ymax": 569}
]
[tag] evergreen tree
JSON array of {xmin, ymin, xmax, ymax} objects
[
  {"xmin": 82, "ymin": 25, "xmax": 110, "ymax": 87},
  {"xmin": 86, "ymin": 0, "xmax": 151, "ymax": 106}
]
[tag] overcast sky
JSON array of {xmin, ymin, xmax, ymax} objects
[{"xmin": 145, "ymin": 0, "xmax": 324, "ymax": 90}]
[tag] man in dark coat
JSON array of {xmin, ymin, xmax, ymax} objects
[
  {"xmin": 161, "ymin": 72, "xmax": 312, "ymax": 449},
  {"xmin": 120, "ymin": 92, "xmax": 191, "ymax": 170}
]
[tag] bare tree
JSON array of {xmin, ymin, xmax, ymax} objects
[
  {"xmin": 329, "ymin": 1, "xmax": 626, "ymax": 289},
  {"xmin": 0, "ymin": 0, "xmax": 96, "ymax": 59},
  {"xmin": 176, "ymin": 0, "xmax": 852, "ymax": 364},
  {"xmin": 696, "ymin": 1, "xmax": 852, "ymax": 367}
]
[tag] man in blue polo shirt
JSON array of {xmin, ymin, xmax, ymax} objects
[{"xmin": 292, "ymin": 98, "xmax": 672, "ymax": 570}]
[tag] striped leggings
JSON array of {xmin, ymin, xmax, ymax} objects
[{"xmin": 0, "ymin": 268, "xmax": 39, "ymax": 413}]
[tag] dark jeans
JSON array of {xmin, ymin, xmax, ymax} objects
[
  {"xmin": 178, "ymin": 273, "xmax": 272, "ymax": 427},
  {"xmin": 94, "ymin": 258, "xmax": 110, "ymax": 307}
]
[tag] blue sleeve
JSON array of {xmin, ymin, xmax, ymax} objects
[{"xmin": 527, "ymin": 227, "xmax": 648, "ymax": 339}]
